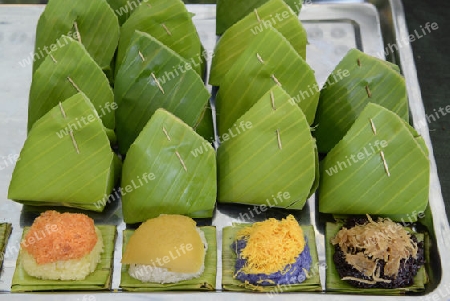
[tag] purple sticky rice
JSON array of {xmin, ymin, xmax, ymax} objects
[{"xmin": 232, "ymin": 237, "xmax": 312, "ymax": 286}]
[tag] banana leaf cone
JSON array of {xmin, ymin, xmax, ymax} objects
[
  {"xmin": 209, "ymin": 0, "xmax": 308, "ymax": 86},
  {"xmin": 217, "ymin": 85, "xmax": 317, "ymax": 210},
  {"xmin": 216, "ymin": 0, "xmax": 302, "ymax": 35},
  {"xmin": 120, "ymin": 226, "xmax": 216, "ymax": 291},
  {"xmin": 325, "ymin": 222, "xmax": 429, "ymax": 294},
  {"xmin": 115, "ymin": 0, "xmax": 205, "ymax": 78},
  {"xmin": 222, "ymin": 224, "xmax": 321, "ymax": 292},
  {"xmin": 32, "ymin": 0, "xmax": 119, "ymax": 76},
  {"xmin": 216, "ymin": 26, "xmax": 318, "ymax": 135},
  {"xmin": 11, "ymin": 225, "xmax": 116, "ymax": 292},
  {"xmin": 121, "ymin": 109, "xmax": 216, "ymax": 224},
  {"xmin": 313, "ymin": 48, "xmax": 409, "ymax": 153},
  {"xmin": 114, "ymin": 30, "xmax": 212, "ymax": 155},
  {"xmin": 0, "ymin": 223, "xmax": 12, "ymax": 272},
  {"xmin": 318, "ymin": 103, "xmax": 429, "ymax": 221},
  {"xmin": 28, "ymin": 36, "xmax": 115, "ymax": 132},
  {"xmin": 8, "ymin": 93, "xmax": 121, "ymax": 212}
]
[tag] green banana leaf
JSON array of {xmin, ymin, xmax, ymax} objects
[
  {"xmin": 115, "ymin": 0, "xmax": 205, "ymax": 77},
  {"xmin": 8, "ymin": 93, "xmax": 121, "ymax": 212},
  {"xmin": 0, "ymin": 223, "xmax": 12, "ymax": 272},
  {"xmin": 209, "ymin": 0, "xmax": 308, "ymax": 86},
  {"xmin": 217, "ymin": 86, "xmax": 317, "ymax": 210},
  {"xmin": 222, "ymin": 224, "xmax": 321, "ymax": 292},
  {"xmin": 120, "ymin": 226, "xmax": 216, "ymax": 291},
  {"xmin": 325, "ymin": 222, "xmax": 428, "ymax": 294},
  {"xmin": 318, "ymin": 103, "xmax": 429, "ymax": 220},
  {"xmin": 313, "ymin": 48, "xmax": 409, "ymax": 153},
  {"xmin": 114, "ymin": 30, "xmax": 212, "ymax": 154},
  {"xmin": 11, "ymin": 225, "xmax": 116, "ymax": 292},
  {"xmin": 216, "ymin": 0, "xmax": 302, "ymax": 35},
  {"xmin": 105, "ymin": 0, "xmax": 133, "ymax": 25},
  {"xmin": 32, "ymin": 0, "xmax": 119, "ymax": 76},
  {"xmin": 216, "ymin": 26, "xmax": 318, "ymax": 135},
  {"xmin": 28, "ymin": 36, "xmax": 115, "ymax": 132},
  {"xmin": 121, "ymin": 109, "xmax": 216, "ymax": 224}
]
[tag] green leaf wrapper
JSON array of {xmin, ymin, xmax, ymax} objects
[
  {"xmin": 216, "ymin": 26, "xmax": 318, "ymax": 135},
  {"xmin": 216, "ymin": 0, "xmax": 302, "ymax": 35},
  {"xmin": 32, "ymin": 0, "xmax": 119, "ymax": 76},
  {"xmin": 28, "ymin": 36, "xmax": 115, "ymax": 132},
  {"xmin": 313, "ymin": 49, "xmax": 409, "ymax": 153},
  {"xmin": 8, "ymin": 93, "xmax": 121, "ymax": 212},
  {"xmin": 121, "ymin": 109, "xmax": 216, "ymax": 224},
  {"xmin": 222, "ymin": 223, "xmax": 321, "ymax": 292},
  {"xmin": 217, "ymin": 86, "xmax": 317, "ymax": 210},
  {"xmin": 11, "ymin": 225, "xmax": 116, "ymax": 292},
  {"xmin": 0, "ymin": 223, "xmax": 13, "ymax": 272},
  {"xmin": 325, "ymin": 222, "xmax": 428, "ymax": 294},
  {"xmin": 116, "ymin": 0, "xmax": 205, "ymax": 77},
  {"xmin": 120, "ymin": 226, "xmax": 216, "ymax": 291},
  {"xmin": 105, "ymin": 0, "xmax": 132, "ymax": 25},
  {"xmin": 114, "ymin": 31, "xmax": 212, "ymax": 154},
  {"xmin": 318, "ymin": 103, "xmax": 429, "ymax": 220},
  {"xmin": 209, "ymin": 0, "xmax": 308, "ymax": 86}
]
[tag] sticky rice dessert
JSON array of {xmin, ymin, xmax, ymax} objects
[
  {"xmin": 122, "ymin": 214, "xmax": 207, "ymax": 284},
  {"xmin": 21, "ymin": 210, "xmax": 103, "ymax": 281},
  {"xmin": 331, "ymin": 215, "xmax": 425, "ymax": 288},
  {"xmin": 232, "ymin": 215, "xmax": 312, "ymax": 286}
]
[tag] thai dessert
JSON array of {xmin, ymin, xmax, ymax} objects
[
  {"xmin": 20, "ymin": 211, "xmax": 103, "ymax": 281},
  {"xmin": 0, "ymin": 223, "xmax": 12, "ymax": 272}
]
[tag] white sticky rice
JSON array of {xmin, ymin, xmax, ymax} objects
[
  {"xmin": 128, "ymin": 228, "xmax": 207, "ymax": 283},
  {"xmin": 21, "ymin": 227, "xmax": 103, "ymax": 280}
]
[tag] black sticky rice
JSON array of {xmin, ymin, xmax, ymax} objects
[{"xmin": 333, "ymin": 217, "xmax": 425, "ymax": 289}]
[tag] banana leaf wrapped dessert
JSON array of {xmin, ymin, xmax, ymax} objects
[
  {"xmin": 313, "ymin": 48, "xmax": 409, "ymax": 153},
  {"xmin": 105, "ymin": 0, "xmax": 133, "ymax": 25},
  {"xmin": 209, "ymin": 0, "xmax": 308, "ymax": 86},
  {"xmin": 217, "ymin": 85, "xmax": 318, "ymax": 210},
  {"xmin": 32, "ymin": 0, "xmax": 119, "ymax": 77},
  {"xmin": 216, "ymin": 0, "xmax": 302, "ymax": 35},
  {"xmin": 11, "ymin": 210, "xmax": 116, "ymax": 292},
  {"xmin": 216, "ymin": 26, "xmax": 318, "ymax": 135},
  {"xmin": 28, "ymin": 36, "xmax": 115, "ymax": 132},
  {"xmin": 114, "ymin": 30, "xmax": 213, "ymax": 154},
  {"xmin": 120, "ymin": 214, "xmax": 216, "ymax": 291},
  {"xmin": 318, "ymin": 103, "xmax": 429, "ymax": 221},
  {"xmin": 8, "ymin": 93, "xmax": 121, "ymax": 212},
  {"xmin": 0, "ymin": 223, "xmax": 12, "ymax": 272},
  {"xmin": 121, "ymin": 109, "xmax": 216, "ymax": 224},
  {"xmin": 115, "ymin": 0, "xmax": 206, "ymax": 78},
  {"xmin": 325, "ymin": 216, "xmax": 428, "ymax": 294},
  {"xmin": 222, "ymin": 215, "xmax": 321, "ymax": 292}
]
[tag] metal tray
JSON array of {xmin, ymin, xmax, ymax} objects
[{"xmin": 1, "ymin": 1, "xmax": 449, "ymax": 300}]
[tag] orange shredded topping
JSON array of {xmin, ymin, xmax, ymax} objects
[{"xmin": 21, "ymin": 210, "xmax": 98, "ymax": 264}]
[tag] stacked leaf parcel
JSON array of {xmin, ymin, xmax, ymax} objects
[
  {"xmin": 213, "ymin": 0, "xmax": 318, "ymax": 211},
  {"xmin": 8, "ymin": 0, "xmax": 216, "ymax": 292},
  {"xmin": 315, "ymin": 50, "xmax": 430, "ymax": 293}
]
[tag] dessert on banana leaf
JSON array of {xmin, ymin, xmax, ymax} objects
[
  {"xmin": 28, "ymin": 36, "xmax": 115, "ymax": 132},
  {"xmin": 121, "ymin": 109, "xmax": 216, "ymax": 224},
  {"xmin": 217, "ymin": 85, "xmax": 318, "ymax": 210},
  {"xmin": 8, "ymin": 93, "xmax": 121, "ymax": 212},
  {"xmin": 222, "ymin": 215, "xmax": 321, "ymax": 292},
  {"xmin": 313, "ymin": 48, "xmax": 409, "ymax": 153},
  {"xmin": 216, "ymin": 26, "xmax": 318, "ymax": 135},
  {"xmin": 325, "ymin": 216, "xmax": 428, "ymax": 294},
  {"xmin": 318, "ymin": 103, "xmax": 429, "ymax": 221},
  {"xmin": 216, "ymin": 0, "xmax": 302, "ymax": 35},
  {"xmin": 11, "ymin": 210, "xmax": 116, "ymax": 292},
  {"xmin": 0, "ymin": 223, "xmax": 12, "ymax": 272},
  {"xmin": 32, "ymin": 0, "xmax": 119, "ymax": 76},
  {"xmin": 115, "ymin": 0, "xmax": 205, "ymax": 78},
  {"xmin": 120, "ymin": 214, "xmax": 216, "ymax": 291},
  {"xmin": 209, "ymin": 0, "xmax": 308, "ymax": 86},
  {"xmin": 114, "ymin": 30, "xmax": 213, "ymax": 154}
]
